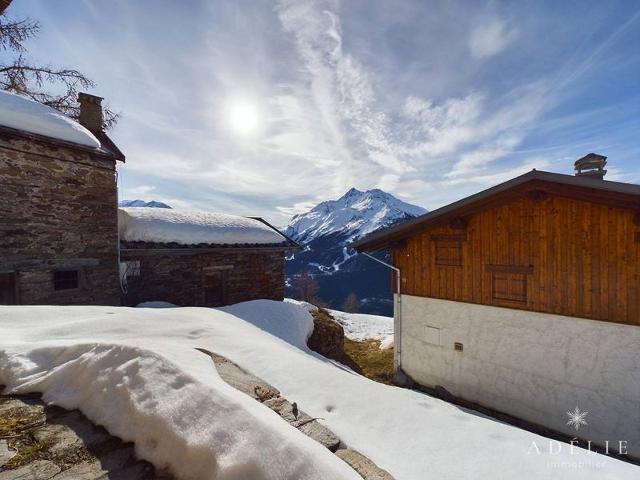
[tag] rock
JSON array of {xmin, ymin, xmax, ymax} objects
[
  {"xmin": 33, "ymin": 414, "xmax": 112, "ymax": 456},
  {"xmin": 0, "ymin": 395, "xmax": 166, "ymax": 479},
  {"xmin": 0, "ymin": 460, "xmax": 61, "ymax": 480},
  {"xmin": 0, "ymin": 440, "xmax": 14, "ymax": 468},
  {"xmin": 50, "ymin": 461, "xmax": 106, "ymax": 480},
  {"xmin": 196, "ymin": 348, "xmax": 280, "ymax": 401},
  {"xmin": 307, "ymin": 309, "xmax": 345, "ymax": 358},
  {"xmin": 264, "ymin": 397, "xmax": 341, "ymax": 452},
  {"xmin": 336, "ymin": 449, "xmax": 395, "ymax": 480}
]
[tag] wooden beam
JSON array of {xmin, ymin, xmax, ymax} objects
[{"xmin": 486, "ymin": 264, "xmax": 534, "ymax": 274}]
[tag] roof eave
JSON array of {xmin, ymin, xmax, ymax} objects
[
  {"xmin": 0, "ymin": 124, "xmax": 124, "ymax": 162},
  {"xmin": 352, "ymin": 169, "xmax": 640, "ymax": 251}
]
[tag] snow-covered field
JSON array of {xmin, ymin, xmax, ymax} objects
[
  {"xmin": 329, "ymin": 309, "xmax": 394, "ymax": 348},
  {"xmin": 1, "ymin": 301, "xmax": 637, "ymax": 480}
]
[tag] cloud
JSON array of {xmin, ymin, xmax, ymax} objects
[
  {"xmin": 21, "ymin": 0, "xmax": 638, "ymax": 225},
  {"xmin": 128, "ymin": 184, "xmax": 156, "ymax": 196},
  {"xmin": 469, "ymin": 17, "xmax": 518, "ymax": 59}
]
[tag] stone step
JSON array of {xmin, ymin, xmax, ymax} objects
[
  {"xmin": 195, "ymin": 348, "xmax": 280, "ymax": 401},
  {"xmin": 197, "ymin": 347, "xmax": 395, "ymax": 479},
  {"xmin": 336, "ymin": 449, "xmax": 395, "ymax": 480},
  {"xmin": 263, "ymin": 397, "xmax": 340, "ymax": 452}
]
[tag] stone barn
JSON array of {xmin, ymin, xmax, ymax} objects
[
  {"xmin": 0, "ymin": 91, "xmax": 125, "ymax": 305},
  {"xmin": 119, "ymin": 208, "xmax": 298, "ymax": 307}
]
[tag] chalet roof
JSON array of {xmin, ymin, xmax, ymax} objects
[
  {"xmin": 352, "ymin": 169, "xmax": 640, "ymax": 251},
  {"xmin": 118, "ymin": 208, "xmax": 298, "ymax": 250}
]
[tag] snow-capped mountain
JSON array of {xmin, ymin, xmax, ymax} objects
[
  {"xmin": 119, "ymin": 199, "xmax": 172, "ymax": 209},
  {"xmin": 285, "ymin": 188, "xmax": 426, "ymax": 315},
  {"xmin": 286, "ymin": 188, "xmax": 426, "ymax": 245}
]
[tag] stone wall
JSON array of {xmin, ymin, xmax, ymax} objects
[
  {"xmin": 121, "ymin": 248, "xmax": 286, "ymax": 307},
  {"xmin": 0, "ymin": 133, "xmax": 120, "ymax": 305},
  {"xmin": 398, "ymin": 294, "xmax": 640, "ymax": 456}
]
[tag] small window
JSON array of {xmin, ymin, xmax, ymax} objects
[
  {"xmin": 491, "ymin": 272, "xmax": 527, "ymax": 305},
  {"xmin": 486, "ymin": 265, "xmax": 533, "ymax": 306},
  {"xmin": 54, "ymin": 270, "xmax": 79, "ymax": 290},
  {"xmin": 432, "ymin": 234, "xmax": 466, "ymax": 267}
]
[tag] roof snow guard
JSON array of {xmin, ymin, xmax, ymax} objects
[
  {"xmin": 118, "ymin": 208, "xmax": 299, "ymax": 250},
  {"xmin": 352, "ymin": 168, "xmax": 640, "ymax": 252}
]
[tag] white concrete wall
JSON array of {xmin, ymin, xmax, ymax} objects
[{"xmin": 398, "ymin": 295, "xmax": 640, "ymax": 456}]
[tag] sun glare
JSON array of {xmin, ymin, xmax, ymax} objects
[{"xmin": 226, "ymin": 99, "xmax": 260, "ymax": 136}]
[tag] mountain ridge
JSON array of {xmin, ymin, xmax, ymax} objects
[
  {"xmin": 119, "ymin": 199, "xmax": 172, "ymax": 209},
  {"xmin": 284, "ymin": 188, "xmax": 426, "ymax": 315},
  {"xmin": 285, "ymin": 187, "xmax": 426, "ymax": 245}
]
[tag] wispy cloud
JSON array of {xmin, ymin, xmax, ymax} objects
[
  {"xmin": 469, "ymin": 17, "xmax": 518, "ymax": 59},
  {"xmin": 15, "ymin": 0, "xmax": 640, "ymax": 224}
]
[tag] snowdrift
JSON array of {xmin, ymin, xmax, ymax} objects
[
  {"xmin": 0, "ymin": 90, "xmax": 100, "ymax": 147},
  {"xmin": 118, "ymin": 208, "xmax": 287, "ymax": 245}
]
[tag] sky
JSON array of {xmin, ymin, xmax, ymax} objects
[{"xmin": 9, "ymin": 0, "xmax": 640, "ymax": 225}]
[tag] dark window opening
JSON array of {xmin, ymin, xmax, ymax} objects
[
  {"xmin": 204, "ymin": 271, "xmax": 229, "ymax": 307},
  {"xmin": 0, "ymin": 273, "xmax": 17, "ymax": 305},
  {"xmin": 54, "ymin": 270, "xmax": 79, "ymax": 290}
]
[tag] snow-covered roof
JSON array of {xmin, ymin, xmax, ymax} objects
[
  {"xmin": 0, "ymin": 90, "xmax": 100, "ymax": 148},
  {"xmin": 118, "ymin": 207, "xmax": 289, "ymax": 246}
]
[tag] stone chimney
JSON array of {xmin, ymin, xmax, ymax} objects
[
  {"xmin": 78, "ymin": 92, "xmax": 104, "ymax": 132},
  {"xmin": 574, "ymin": 153, "xmax": 607, "ymax": 180}
]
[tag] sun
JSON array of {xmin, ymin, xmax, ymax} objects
[{"xmin": 226, "ymin": 99, "xmax": 260, "ymax": 136}]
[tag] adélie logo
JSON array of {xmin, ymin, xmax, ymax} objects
[
  {"xmin": 566, "ymin": 406, "xmax": 588, "ymax": 431},
  {"xmin": 526, "ymin": 404, "xmax": 630, "ymax": 467}
]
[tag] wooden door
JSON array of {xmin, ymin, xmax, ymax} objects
[
  {"xmin": 204, "ymin": 271, "xmax": 228, "ymax": 307},
  {"xmin": 0, "ymin": 273, "xmax": 17, "ymax": 305}
]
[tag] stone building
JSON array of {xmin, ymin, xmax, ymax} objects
[
  {"xmin": 119, "ymin": 207, "xmax": 298, "ymax": 307},
  {"xmin": 0, "ymin": 91, "xmax": 125, "ymax": 305}
]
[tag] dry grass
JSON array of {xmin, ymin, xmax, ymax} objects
[
  {"xmin": 3, "ymin": 439, "xmax": 49, "ymax": 469},
  {"xmin": 0, "ymin": 407, "xmax": 43, "ymax": 437},
  {"xmin": 308, "ymin": 308, "xmax": 395, "ymax": 385},
  {"xmin": 344, "ymin": 338, "xmax": 394, "ymax": 385}
]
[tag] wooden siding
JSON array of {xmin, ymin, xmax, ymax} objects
[{"xmin": 392, "ymin": 194, "xmax": 640, "ymax": 326}]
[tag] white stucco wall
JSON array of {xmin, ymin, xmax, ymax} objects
[{"xmin": 398, "ymin": 295, "xmax": 640, "ymax": 456}]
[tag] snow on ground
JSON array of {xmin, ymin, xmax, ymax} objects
[
  {"xmin": 118, "ymin": 208, "xmax": 287, "ymax": 245},
  {"xmin": 0, "ymin": 90, "xmax": 100, "ymax": 148},
  {"xmin": 1, "ymin": 302, "xmax": 637, "ymax": 480},
  {"xmin": 329, "ymin": 309, "xmax": 394, "ymax": 348}
]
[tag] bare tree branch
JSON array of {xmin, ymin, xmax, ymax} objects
[
  {"xmin": 0, "ymin": 8, "xmax": 119, "ymax": 129},
  {"xmin": 0, "ymin": 17, "xmax": 38, "ymax": 52}
]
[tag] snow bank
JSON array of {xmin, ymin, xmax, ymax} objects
[
  {"xmin": 0, "ymin": 307, "xmax": 359, "ymax": 480},
  {"xmin": 329, "ymin": 309, "xmax": 394, "ymax": 348},
  {"xmin": 221, "ymin": 299, "xmax": 314, "ymax": 349},
  {"xmin": 284, "ymin": 297, "xmax": 319, "ymax": 313},
  {"xmin": 119, "ymin": 208, "xmax": 287, "ymax": 245},
  {"xmin": 0, "ymin": 90, "xmax": 100, "ymax": 148},
  {"xmin": 1, "ymin": 302, "xmax": 638, "ymax": 480}
]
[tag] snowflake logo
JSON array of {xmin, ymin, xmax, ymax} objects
[{"xmin": 566, "ymin": 406, "xmax": 588, "ymax": 431}]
